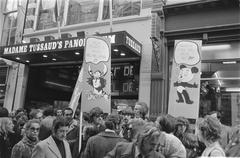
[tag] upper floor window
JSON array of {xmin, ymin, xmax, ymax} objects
[
  {"xmin": 1, "ymin": 0, "xmax": 25, "ymax": 46},
  {"xmin": 103, "ymin": 0, "xmax": 141, "ymax": 20},
  {"xmin": 37, "ymin": 0, "xmax": 65, "ymax": 30},
  {"xmin": 32, "ymin": 0, "xmax": 142, "ymax": 30},
  {"xmin": 67, "ymin": 0, "xmax": 100, "ymax": 25}
]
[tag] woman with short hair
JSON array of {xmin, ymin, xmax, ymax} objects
[
  {"xmin": 197, "ymin": 115, "xmax": 225, "ymax": 157},
  {"xmin": 0, "ymin": 117, "xmax": 15, "ymax": 158}
]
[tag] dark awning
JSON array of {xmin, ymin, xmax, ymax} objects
[{"xmin": 0, "ymin": 31, "xmax": 142, "ymax": 65}]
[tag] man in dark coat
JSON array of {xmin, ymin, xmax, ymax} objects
[{"xmin": 84, "ymin": 114, "xmax": 126, "ymax": 158}]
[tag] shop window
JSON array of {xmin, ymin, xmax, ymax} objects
[
  {"xmin": 36, "ymin": 0, "xmax": 65, "ymax": 30},
  {"xmin": 67, "ymin": 0, "xmax": 100, "ymax": 25},
  {"xmin": 103, "ymin": 0, "xmax": 141, "ymax": 20}
]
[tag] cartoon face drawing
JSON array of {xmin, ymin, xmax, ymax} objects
[
  {"xmin": 174, "ymin": 65, "xmax": 199, "ymax": 104},
  {"xmin": 87, "ymin": 64, "xmax": 109, "ymax": 100}
]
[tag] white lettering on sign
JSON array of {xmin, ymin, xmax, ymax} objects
[
  {"xmin": 126, "ymin": 36, "xmax": 141, "ymax": 54},
  {"xmin": 4, "ymin": 45, "xmax": 27, "ymax": 54},
  {"xmin": 64, "ymin": 38, "xmax": 85, "ymax": 48}
]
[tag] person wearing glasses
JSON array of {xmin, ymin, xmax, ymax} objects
[
  {"xmin": 11, "ymin": 119, "xmax": 40, "ymax": 158},
  {"xmin": 31, "ymin": 117, "xmax": 72, "ymax": 158}
]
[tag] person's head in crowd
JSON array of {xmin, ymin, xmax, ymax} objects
[
  {"xmin": 0, "ymin": 117, "xmax": 14, "ymax": 137},
  {"xmin": 175, "ymin": 116, "xmax": 189, "ymax": 136},
  {"xmin": 24, "ymin": 119, "xmax": 40, "ymax": 141},
  {"xmin": 136, "ymin": 123, "xmax": 160, "ymax": 156},
  {"xmin": 155, "ymin": 114, "xmax": 176, "ymax": 134},
  {"xmin": 89, "ymin": 107, "xmax": 104, "ymax": 125},
  {"xmin": 63, "ymin": 107, "xmax": 73, "ymax": 123},
  {"xmin": 15, "ymin": 108, "xmax": 26, "ymax": 115},
  {"xmin": 83, "ymin": 112, "xmax": 90, "ymax": 124},
  {"xmin": 16, "ymin": 115, "xmax": 28, "ymax": 134},
  {"xmin": 74, "ymin": 108, "xmax": 80, "ymax": 120},
  {"xmin": 29, "ymin": 109, "xmax": 43, "ymax": 122},
  {"xmin": 0, "ymin": 107, "xmax": 9, "ymax": 117},
  {"xmin": 208, "ymin": 111, "xmax": 221, "ymax": 122},
  {"xmin": 105, "ymin": 114, "xmax": 120, "ymax": 130},
  {"xmin": 134, "ymin": 102, "xmax": 148, "ymax": 120},
  {"xmin": 43, "ymin": 106, "xmax": 54, "ymax": 117},
  {"xmin": 197, "ymin": 115, "xmax": 222, "ymax": 145},
  {"xmin": 82, "ymin": 124, "xmax": 98, "ymax": 141},
  {"xmin": 52, "ymin": 117, "xmax": 68, "ymax": 141},
  {"xmin": 56, "ymin": 109, "xmax": 63, "ymax": 117},
  {"xmin": 127, "ymin": 118, "xmax": 146, "ymax": 141}
]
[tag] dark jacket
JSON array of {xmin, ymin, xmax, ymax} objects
[
  {"xmin": 11, "ymin": 136, "xmax": 39, "ymax": 158},
  {"xmin": 0, "ymin": 132, "xmax": 17, "ymax": 158},
  {"xmin": 105, "ymin": 142, "xmax": 165, "ymax": 158},
  {"xmin": 84, "ymin": 131, "xmax": 126, "ymax": 158}
]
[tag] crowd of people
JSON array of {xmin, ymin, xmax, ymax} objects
[{"xmin": 0, "ymin": 102, "xmax": 240, "ymax": 158}]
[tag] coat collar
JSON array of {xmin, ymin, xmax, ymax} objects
[
  {"xmin": 47, "ymin": 136, "xmax": 62, "ymax": 158},
  {"xmin": 98, "ymin": 131, "xmax": 121, "ymax": 138},
  {"xmin": 46, "ymin": 136, "xmax": 71, "ymax": 158}
]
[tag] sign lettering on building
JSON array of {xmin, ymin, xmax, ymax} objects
[{"xmin": 3, "ymin": 35, "xmax": 116, "ymax": 55}]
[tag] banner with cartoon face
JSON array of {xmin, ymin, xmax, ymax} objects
[
  {"xmin": 81, "ymin": 36, "xmax": 111, "ymax": 113},
  {"xmin": 168, "ymin": 40, "xmax": 202, "ymax": 119}
]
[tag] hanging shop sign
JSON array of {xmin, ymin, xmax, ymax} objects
[
  {"xmin": 0, "ymin": 31, "xmax": 142, "ymax": 62},
  {"xmin": 168, "ymin": 40, "xmax": 202, "ymax": 120}
]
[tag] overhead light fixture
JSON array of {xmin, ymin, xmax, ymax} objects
[
  {"xmin": 16, "ymin": 57, "xmax": 20, "ymax": 60},
  {"xmin": 52, "ymin": 58, "xmax": 56, "ymax": 61},
  {"xmin": 113, "ymin": 49, "xmax": 119, "ymax": 52},
  {"xmin": 225, "ymin": 88, "xmax": 240, "ymax": 92},
  {"xmin": 202, "ymin": 44, "xmax": 231, "ymax": 51},
  {"xmin": 222, "ymin": 61, "xmax": 237, "ymax": 64},
  {"xmin": 75, "ymin": 52, "xmax": 80, "ymax": 55},
  {"xmin": 45, "ymin": 81, "xmax": 71, "ymax": 89},
  {"xmin": 26, "ymin": 60, "xmax": 30, "ymax": 63},
  {"xmin": 120, "ymin": 52, "xmax": 126, "ymax": 56},
  {"xmin": 43, "ymin": 55, "xmax": 48, "ymax": 58}
]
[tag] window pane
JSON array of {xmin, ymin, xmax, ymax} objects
[
  {"xmin": 5, "ymin": 0, "xmax": 24, "ymax": 12},
  {"xmin": 103, "ymin": 0, "xmax": 141, "ymax": 20},
  {"xmin": 67, "ymin": 0, "xmax": 99, "ymax": 25},
  {"xmin": 1, "ymin": 12, "xmax": 17, "ymax": 45},
  {"xmin": 37, "ymin": 0, "xmax": 64, "ymax": 30}
]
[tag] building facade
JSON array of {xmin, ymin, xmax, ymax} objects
[
  {"xmin": 1, "ymin": 0, "xmax": 162, "ymax": 114},
  {"xmin": 153, "ymin": 0, "xmax": 240, "ymax": 125}
]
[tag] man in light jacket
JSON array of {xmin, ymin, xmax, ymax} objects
[{"xmin": 31, "ymin": 117, "xmax": 72, "ymax": 158}]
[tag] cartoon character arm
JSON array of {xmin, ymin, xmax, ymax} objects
[{"xmin": 184, "ymin": 82, "xmax": 198, "ymax": 88}]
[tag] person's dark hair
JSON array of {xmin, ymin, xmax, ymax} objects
[
  {"xmin": 64, "ymin": 107, "xmax": 73, "ymax": 115},
  {"xmin": 43, "ymin": 107, "xmax": 54, "ymax": 116},
  {"xmin": 135, "ymin": 102, "xmax": 148, "ymax": 119},
  {"xmin": 198, "ymin": 115, "xmax": 221, "ymax": 142},
  {"xmin": 83, "ymin": 112, "xmax": 90, "ymax": 123},
  {"xmin": 156, "ymin": 114, "xmax": 176, "ymax": 133},
  {"xmin": 208, "ymin": 111, "xmax": 221, "ymax": 120},
  {"xmin": 176, "ymin": 116, "xmax": 190, "ymax": 131},
  {"xmin": 89, "ymin": 107, "xmax": 103, "ymax": 122},
  {"xmin": 52, "ymin": 117, "xmax": 68, "ymax": 133},
  {"xmin": 84, "ymin": 124, "xmax": 99, "ymax": 139},
  {"xmin": 105, "ymin": 114, "xmax": 120, "ymax": 130},
  {"xmin": 15, "ymin": 108, "xmax": 26, "ymax": 116},
  {"xmin": 0, "ymin": 107, "xmax": 9, "ymax": 117},
  {"xmin": 25, "ymin": 119, "xmax": 40, "ymax": 130}
]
